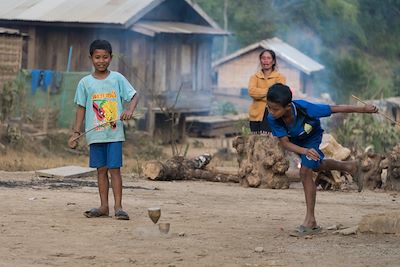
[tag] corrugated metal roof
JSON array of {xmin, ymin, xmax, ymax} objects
[
  {"xmin": 132, "ymin": 21, "xmax": 229, "ymax": 36},
  {"xmin": 0, "ymin": 0, "xmax": 154, "ymax": 25},
  {"xmin": 0, "ymin": 0, "xmax": 223, "ymax": 30},
  {"xmin": 213, "ymin": 37, "xmax": 324, "ymax": 75}
]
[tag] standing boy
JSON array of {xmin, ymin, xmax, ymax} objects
[
  {"xmin": 266, "ymin": 83, "xmax": 378, "ymax": 236},
  {"xmin": 68, "ymin": 39, "xmax": 138, "ymax": 220}
]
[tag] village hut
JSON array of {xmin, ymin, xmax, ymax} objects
[
  {"xmin": 0, "ymin": 0, "xmax": 228, "ymax": 139},
  {"xmin": 212, "ymin": 37, "xmax": 324, "ymax": 112}
]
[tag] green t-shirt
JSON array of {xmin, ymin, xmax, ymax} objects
[{"xmin": 74, "ymin": 71, "xmax": 136, "ymax": 145}]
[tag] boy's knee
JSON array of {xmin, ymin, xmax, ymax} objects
[
  {"xmin": 108, "ymin": 168, "xmax": 121, "ymax": 177},
  {"xmin": 299, "ymin": 166, "xmax": 314, "ymax": 177},
  {"xmin": 97, "ymin": 166, "xmax": 108, "ymax": 174}
]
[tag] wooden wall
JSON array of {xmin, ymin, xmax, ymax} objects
[
  {"xmin": 214, "ymin": 48, "xmax": 306, "ymax": 96},
  {"xmin": 17, "ymin": 26, "xmax": 213, "ymax": 95},
  {"xmin": 215, "ymin": 49, "xmax": 260, "ymax": 92}
]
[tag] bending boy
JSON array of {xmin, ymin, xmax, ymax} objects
[
  {"xmin": 266, "ymin": 83, "xmax": 378, "ymax": 235},
  {"xmin": 68, "ymin": 39, "xmax": 138, "ymax": 220}
]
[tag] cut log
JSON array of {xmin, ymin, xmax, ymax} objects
[
  {"xmin": 143, "ymin": 155, "xmax": 239, "ymax": 183},
  {"xmin": 232, "ymin": 134, "xmax": 289, "ymax": 189},
  {"xmin": 319, "ymin": 133, "xmax": 351, "ymax": 185}
]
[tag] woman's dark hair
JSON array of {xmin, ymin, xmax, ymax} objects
[
  {"xmin": 89, "ymin": 39, "xmax": 112, "ymax": 56},
  {"xmin": 267, "ymin": 83, "xmax": 292, "ymax": 106},
  {"xmin": 259, "ymin": 49, "xmax": 277, "ymax": 71}
]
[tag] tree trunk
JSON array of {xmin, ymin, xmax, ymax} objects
[
  {"xmin": 143, "ymin": 155, "xmax": 239, "ymax": 183},
  {"xmin": 232, "ymin": 134, "xmax": 289, "ymax": 189}
]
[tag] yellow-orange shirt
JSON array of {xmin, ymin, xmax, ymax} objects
[{"xmin": 248, "ymin": 70, "xmax": 286, "ymax": 121}]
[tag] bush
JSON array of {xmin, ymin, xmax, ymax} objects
[{"xmin": 335, "ymin": 113, "xmax": 400, "ymax": 153}]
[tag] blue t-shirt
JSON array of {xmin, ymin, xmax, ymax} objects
[
  {"xmin": 74, "ymin": 71, "xmax": 136, "ymax": 145},
  {"xmin": 268, "ymin": 100, "xmax": 332, "ymax": 144}
]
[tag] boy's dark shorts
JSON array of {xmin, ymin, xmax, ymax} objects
[
  {"xmin": 89, "ymin": 141, "xmax": 122, "ymax": 168},
  {"xmin": 293, "ymin": 131, "xmax": 324, "ymax": 170}
]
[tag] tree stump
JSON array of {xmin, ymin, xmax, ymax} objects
[
  {"xmin": 143, "ymin": 155, "xmax": 239, "ymax": 183},
  {"xmin": 232, "ymin": 134, "xmax": 289, "ymax": 189},
  {"xmin": 360, "ymin": 151, "xmax": 384, "ymax": 190},
  {"xmin": 386, "ymin": 144, "xmax": 400, "ymax": 191}
]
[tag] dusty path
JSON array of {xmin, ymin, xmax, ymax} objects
[{"xmin": 0, "ymin": 171, "xmax": 399, "ymax": 267}]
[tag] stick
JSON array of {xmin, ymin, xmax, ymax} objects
[
  {"xmin": 351, "ymin": 95, "xmax": 400, "ymax": 126},
  {"xmin": 71, "ymin": 119, "xmax": 120, "ymax": 141}
]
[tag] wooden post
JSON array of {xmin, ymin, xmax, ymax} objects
[{"xmin": 43, "ymin": 85, "xmax": 51, "ymax": 134}]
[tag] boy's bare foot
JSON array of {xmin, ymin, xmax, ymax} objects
[{"xmin": 302, "ymin": 219, "xmax": 318, "ymax": 229}]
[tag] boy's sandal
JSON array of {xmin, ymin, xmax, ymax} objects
[
  {"xmin": 115, "ymin": 209, "xmax": 130, "ymax": 220},
  {"xmin": 290, "ymin": 225, "xmax": 322, "ymax": 237},
  {"xmin": 83, "ymin": 208, "xmax": 109, "ymax": 218}
]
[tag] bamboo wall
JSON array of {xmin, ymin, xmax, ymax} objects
[{"xmin": 0, "ymin": 33, "xmax": 23, "ymax": 90}]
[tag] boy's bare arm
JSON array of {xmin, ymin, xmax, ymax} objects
[
  {"xmin": 330, "ymin": 104, "xmax": 378, "ymax": 114},
  {"xmin": 73, "ymin": 105, "xmax": 86, "ymax": 132},
  {"xmin": 120, "ymin": 93, "xmax": 139, "ymax": 120},
  {"xmin": 68, "ymin": 105, "xmax": 85, "ymax": 149},
  {"xmin": 279, "ymin": 136, "xmax": 320, "ymax": 161}
]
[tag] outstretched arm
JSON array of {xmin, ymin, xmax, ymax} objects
[
  {"xmin": 279, "ymin": 136, "xmax": 321, "ymax": 161},
  {"xmin": 330, "ymin": 104, "xmax": 378, "ymax": 114}
]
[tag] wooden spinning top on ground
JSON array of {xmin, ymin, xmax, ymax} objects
[{"xmin": 148, "ymin": 207, "xmax": 161, "ymax": 224}]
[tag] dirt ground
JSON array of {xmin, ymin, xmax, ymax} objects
[{"xmin": 1, "ymin": 169, "xmax": 399, "ymax": 267}]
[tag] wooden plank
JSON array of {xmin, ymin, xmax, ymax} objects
[
  {"xmin": 27, "ymin": 26, "xmax": 36, "ymax": 69},
  {"xmin": 35, "ymin": 166, "xmax": 96, "ymax": 179}
]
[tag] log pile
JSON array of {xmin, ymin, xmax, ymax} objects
[
  {"xmin": 338, "ymin": 143, "xmax": 400, "ymax": 192},
  {"xmin": 232, "ymin": 134, "xmax": 289, "ymax": 189}
]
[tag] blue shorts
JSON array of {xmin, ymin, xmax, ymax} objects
[
  {"xmin": 89, "ymin": 142, "xmax": 123, "ymax": 169},
  {"xmin": 293, "ymin": 131, "xmax": 324, "ymax": 170}
]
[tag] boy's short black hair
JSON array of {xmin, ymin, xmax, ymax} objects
[
  {"xmin": 89, "ymin": 39, "xmax": 112, "ymax": 56},
  {"xmin": 267, "ymin": 83, "xmax": 292, "ymax": 106}
]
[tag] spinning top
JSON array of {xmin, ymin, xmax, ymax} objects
[
  {"xmin": 158, "ymin": 223, "xmax": 170, "ymax": 234},
  {"xmin": 148, "ymin": 207, "xmax": 161, "ymax": 224}
]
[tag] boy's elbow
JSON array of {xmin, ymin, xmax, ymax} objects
[{"xmin": 131, "ymin": 93, "xmax": 139, "ymax": 101}]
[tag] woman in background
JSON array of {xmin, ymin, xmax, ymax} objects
[{"xmin": 248, "ymin": 49, "xmax": 286, "ymax": 134}]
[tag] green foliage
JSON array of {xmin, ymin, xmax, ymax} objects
[
  {"xmin": 233, "ymin": 118, "xmax": 251, "ymax": 136},
  {"xmin": 393, "ymin": 67, "xmax": 400, "ymax": 96},
  {"xmin": 330, "ymin": 55, "xmax": 372, "ymax": 102},
  {"xmin": 335, "ymin": 114, "xmax": 400, "ymax": 153},
  {"xmin": 0, "ymin": 80, "xmax": 23, "ymax": 122}
]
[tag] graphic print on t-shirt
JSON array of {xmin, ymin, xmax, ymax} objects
[{"xmin": 92, "ymin": 90, "xmax": 118, "ymax": 130}]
